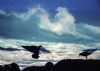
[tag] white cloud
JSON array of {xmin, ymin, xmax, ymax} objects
[
  {"xmin": 39, "ymin": 7, "xmax": 76, "ymax": 35},
  {"xmin": 0, "ymin": 10, "xmax": 6, "ymax": 15},
  {"xmin": 0, "ymin": 10, "xmax": 10, "ymax": 16},
  {"xmin": 13, "ymin": 5, "xmax": 45, "ymax": 21},
  {"xmin": 75, "ymin": 31, "xmax": 93, "ymax": 39},
  {"xmin": 38, "ymin": 7, "xmax": 94, "ymax": 39},
  {"xmin": 83, "ymin": 24, "xmax": 100, "ymax": 34}
]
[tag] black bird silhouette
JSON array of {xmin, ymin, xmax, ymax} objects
[
  {"xmin": 21, "ymin": 45, "xmax": 42, "ymax": 59},
  {"xmin": 79, "ymin": 48, "xmax": 99, "ymax": 59},
  {"xmin": 79, "ymin": 51, "xmax": 91, "ymax": 59}
]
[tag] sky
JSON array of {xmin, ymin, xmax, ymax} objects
[
  {"xmin": 0, "ymin": 0, "xmax": 100, "ymax": 43},
  {"xmin": 0, "ymin": 0, "xmax": 100, "ymax": 26},
  {"xmin": 0, "ymin": 0, "xmax": 100, "ymax": 11}
]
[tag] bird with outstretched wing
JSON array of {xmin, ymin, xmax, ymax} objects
[{"xmin": 21, "ymin": 45, "xmax": 50, "ymax": 59}]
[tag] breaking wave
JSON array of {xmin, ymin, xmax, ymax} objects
[{"xmin": 0, "ymin": 6, "xmax": 100, "ymax": 43}]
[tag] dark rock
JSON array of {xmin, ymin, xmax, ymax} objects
[
  {"xmin": 0, "ymin": 65, "xmax": 4, "ymax": 71},
  {"xmin": 54, "ymin": 59, "xmax": 100, "ymax": 71},
  {"xmin": 3, "ymin": 63, "xmax": 20, "ymax": 71},
  {"xmin": 45, "ymin": 62, "xmax": 54, "ymax": 71},
  {"xmin": 22, "ymin": 59, "xmax": 100, "ymax": 71},
  {"xmin": 22, "ymin": 62, "xmax": 54, "ymax": 71},
  {"xmin": 1, "ymin": 59, "xmax": 100, "ymax": 71},
  {"xmin": 22, "ymin": 66, "xmax": 44, "ymax": 71}
]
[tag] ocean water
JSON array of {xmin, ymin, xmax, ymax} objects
[{"xmin": 0, "ymin": 38, "xmax": 100, "ymax": 69}]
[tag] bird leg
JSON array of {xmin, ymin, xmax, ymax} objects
[{"xmin": 86, "ymin": 56, "xmax": 88, "ymax": 59}]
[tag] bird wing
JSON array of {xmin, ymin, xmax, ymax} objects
[
  {"xmin": 83, "ymin": 49, "xmax": 97, "ymax": 53},
  {"xmin": 21, "ymin": 46, "xmax": 40, "ymax": 53},
  {"xmin": 21, "ymin": 45, "xmax": 50, "ymax": 53},
  {"xmin": 40, "ymin": 47, "xmax": 51, "ymax": 53},
  {"xmin": 0, "ymin": 47, "xmax": 20, "ymax": 51}
]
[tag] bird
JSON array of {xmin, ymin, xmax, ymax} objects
[
  {"xmin": 21, "ymin": 45, "xmax": 42, "ymax": 59},
  {"xmin": 79, "ymin": 51, "xmax": 91, "ymax": 59},
  {"xmin": 79, "ymin": 48, "xmax": 99, "ymax": 59},
  {"xmin": 21, "ymin": 45, "xmax": 50, "ymax": 59}
]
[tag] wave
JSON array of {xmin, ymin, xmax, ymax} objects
[
  {"xmin": 0, "ymin": 6, "xmax": 100, "ymax": 43},
  {"xmin": 0, "ymin": 38, "xmax": 100, "ymax": 68}
]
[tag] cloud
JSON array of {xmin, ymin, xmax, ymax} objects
[
  {"xmin": 83, "ymin": 24, "xmax": 100, "ymax": 34},
  {"xmin": 13, "ymin": 8, "xmax": 38, "ymax": 21},
  {"xmin": 9, "ymin": 6, "xmax": 77, "ymax": 36},
  {"xmin": 0, "ymin": 10, "xmax": 6, "ymax": 15},
  {"xmin": 38, "ymin": 7, "xmax": 76, "ymax": 36},
  {"xmin": 37, "ymin": 7, "xmax": 94, "ymax": 39},
  {"xmin": 13, "ymin": 5, "xmax": 46, "ymax": 22}
]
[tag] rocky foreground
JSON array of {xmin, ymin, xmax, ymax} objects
[{"xmin": 0, "ymin": 59, "xmax": 100, "ymax": 71}]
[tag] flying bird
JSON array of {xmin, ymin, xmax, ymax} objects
[{"xmin": 21, "ymin": 45, "xmax": 50, "ymax": 59}]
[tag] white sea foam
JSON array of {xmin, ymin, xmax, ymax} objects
[{"xmin": 0, "ymin": 38, "xmax": 100, "ymax": 69}]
